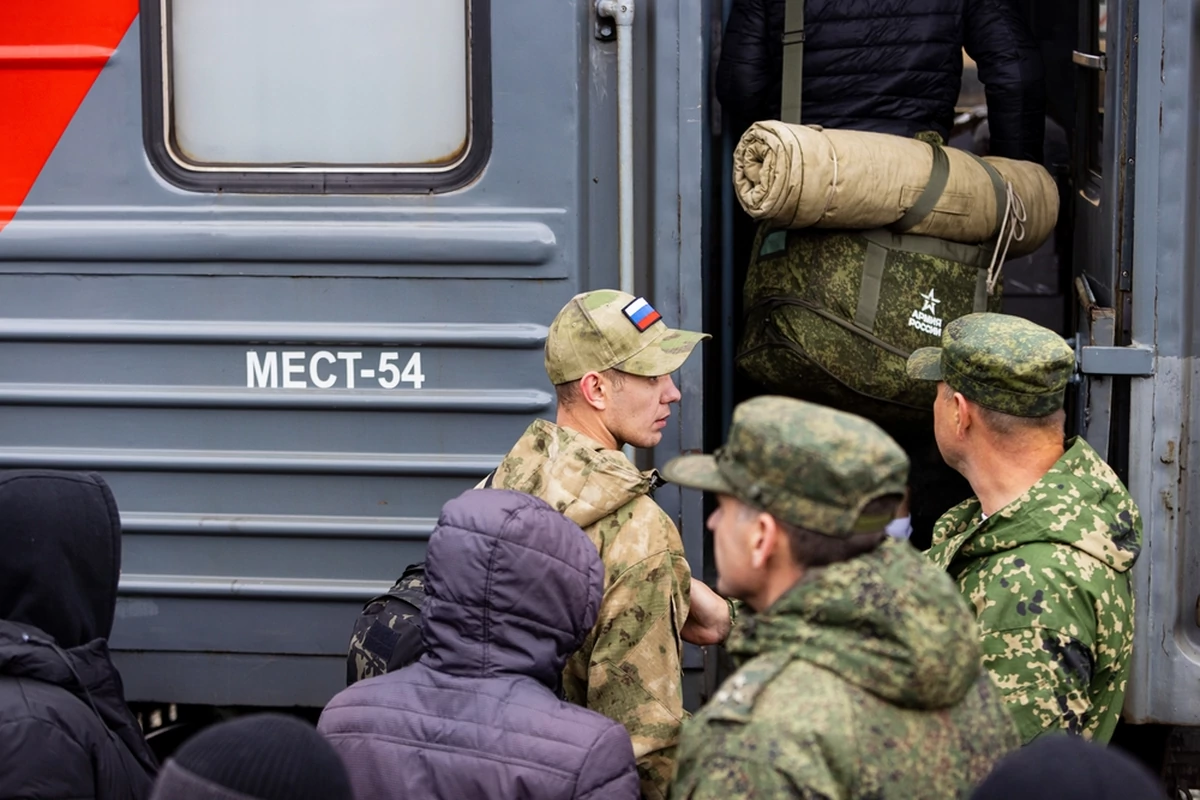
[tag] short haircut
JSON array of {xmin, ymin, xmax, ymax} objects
[
  {"xmin": 778, "ymin": 495, "xmax": 899, "ymax": 568},
  {"xmin": 737, "ymin": 495, "xmax": 898, "ymax": 568},
  {"xmin": 942, "ymin": 383, "xmax": 1065, "ymax": 436},
  {"xmin": 554, "ymin": 368, "xmax": 626, "ymax": 408}
]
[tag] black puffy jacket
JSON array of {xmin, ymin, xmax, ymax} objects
[
  {"xmin": 0, "ymin": 471, "xmax": 159, "ymax": 799},
  {"xmin": 716, "ymin": 0, "xmax": 1046, "ymax": 162}
]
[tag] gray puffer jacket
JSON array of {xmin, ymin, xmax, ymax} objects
[{"xmin": 318, "ymin": 489, "xmax": 639, "ymax": 800}]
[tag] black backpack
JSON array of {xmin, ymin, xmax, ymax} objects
[
  {"xmin": 345, "ymin": 562, "xmax": 427, "ymax": 686},
  {"xmin": 345, "ymin": 471, "xmax": 497, "ymax": 686}
]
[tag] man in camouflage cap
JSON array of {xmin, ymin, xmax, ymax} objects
[
  {"xmin": 907, "ymin": 312, "xmax": 1142, "ymax": 744},
  {"xmin": 488, "ymin": 289, "xmax": 724, "ymax": 800},
  {"xmin": 664, "ymin": 396, "xmax": 1018, "ymax": 800}
]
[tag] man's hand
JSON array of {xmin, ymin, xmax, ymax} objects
[{"xmin": 681, "ymin": 578, "xmax": 733, "ymax": 646}]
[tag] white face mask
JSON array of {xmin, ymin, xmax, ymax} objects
[{"xmin": 885, "ymin": 515, "xmax": 913, "ymax": 540}]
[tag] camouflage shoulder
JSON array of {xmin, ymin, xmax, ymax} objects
[
  {"xmin": 591, "ymin": 495, "xmax": 686, "ymax": 577},
  {"xmin": 678, "ymin": 671, "xmax": 839, "ymax": 800},
  {"xmin": 671, "ymin": 755, "xmax": 812, "ymax": 800},
  {"xmin": 701, "ymin": 651, "xmax": 793, "ymax": 723},
  {"xmin": 490, "ymin": 419, "xmax": 552, "ymax": 484},
  {"xmin": 1067, "ymin": 438, "xmax": 1133, "ymax": 496},
  {"xmin": 1036, "ymin": 490, "xmax": 1141, "ymax": 573},
  {"xmin": 1043, "ymin": 440, "xmax": 1141, "ymax": 551}
]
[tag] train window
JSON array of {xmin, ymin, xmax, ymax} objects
[{"xmin": 140, "ymin": 0, "xmax": 491, "ymax": 193}]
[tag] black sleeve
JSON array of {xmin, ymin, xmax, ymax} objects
[
  {"xmin": 0, "ymin": 718, "xmax": 97, "ymax": 799},
  {"xmin": 716, "ymin": 0, "xmax": 780, "ymax": 123},
  {"xmin": 964, "ymin": 0, "xmax": 1047, "ymax": 163}
]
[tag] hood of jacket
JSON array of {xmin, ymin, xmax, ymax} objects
[
  {"xmin": 728, "ymin": 538, "xmax": 982, "ymax": 710},
  {"xmin": 944, "ymin": 437, "xmax": 1141, "ymax": 573},
  {"xmin": 420, "ymin": 489, "xmax": 605, "ymax": 689},
  {"xmin": 0, "ymin": 470, "xmax": 122, "ymax": 648},
  {"xmin": 492, "ymin": 419, "xmax": 657, "ymax": 529},
  {"xmin": 0, "ymin": 619, "xmax": 159, "ymax": 775}
]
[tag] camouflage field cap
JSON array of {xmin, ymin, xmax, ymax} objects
[
  {"xmin": 661, "ymin": 396, "xmax": 909, "ymax": 538},
  {"xmin": 906, "ymin": 312, "xmax": 1076, "ymax": 418},
  {"xmin": 545, "ymin": 289, "xmax": 711, "ymax": 385}
]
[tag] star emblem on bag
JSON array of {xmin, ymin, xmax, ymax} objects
[{"xmin": 920, "ymin": 289, "xmax": 941, "ymax": 314}]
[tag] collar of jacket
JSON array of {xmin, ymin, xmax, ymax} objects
[
  {"xmin": 724, "ymin": 539, "xmax": 982, "ymax": 711},
  {"xmin": 493, "ymin": 419, "xmax": 660, "ymax": 528},
  {"xmin": 927, "ymin": 437, "xmax": 1142, "ymax": 574}
]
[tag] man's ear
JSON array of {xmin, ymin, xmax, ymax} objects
[
  {"xmin": 750, "ymin": 512, "xmax": 780, "ymax": 570},
  {"xmin": 953, "ymin": 391, "xmax": 972, "ymax": 439},
  {"xmin": 578, "ymin": 371, "xmax": 608, "ymax": 410}
]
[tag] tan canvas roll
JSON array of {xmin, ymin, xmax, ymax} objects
[{"xmin": 733, "ymin": 121, "xmax": 1059, "ymax": 258}]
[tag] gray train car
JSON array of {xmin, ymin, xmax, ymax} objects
[
  {"xmin": 1, "ymin": 0, "xmax": 709, "ymax": 711},
  {"xmin": 5, "ymin": 0, "xmax": 1200, "ymax": 779}
]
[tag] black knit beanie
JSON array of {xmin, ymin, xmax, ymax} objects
[
  {"xmin": 972, "ymin": 734, "xmax": 1167, "ymax": 800},
  {"xmin": 149, "ymin": 713, "xmax": 354, "ymax": 800}
]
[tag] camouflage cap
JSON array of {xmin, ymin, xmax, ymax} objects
[
  {"xmin": 544, "ymin": 290, "xmax": 711, "ymax": 385},
  {"xmin": 905, "ymin": 312, "xmax": 1075, "ymax": 418},
  {"xmin": 661, "ymin": 396, "xmax": 909, "ymax": 538}
]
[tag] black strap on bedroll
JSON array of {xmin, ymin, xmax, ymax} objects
[
  {"xmin": 891, "ymin": 143, "xmax": 1008, "ymax": 240},
  {"xmin": 780, "ymin": 0, "xmax": 805, "ymax": 124},
  {"xmin": 892, "ymin": 142, "xmax": 951, "ymax": 233}
]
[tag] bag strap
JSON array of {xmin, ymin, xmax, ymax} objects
[
  {"xmin": 397, "ymin": 561, "xmax": 425, "ymax": 583},
  {"xmin": 963, "ymin": 151, "xmax": 1009, "ymax": 239},
  {"xmin": 891, "ymin": 142, "xmax": 951, "ymax": 233},
  {"xmin": 974, "ymin": 262, "xmax": 990, "ymax": 312},
  {"xmin": 780, "ymin": 0, "xmax": 805, "ymax": 124},
  {"xmin": 364, "ymin": 562, "xmax": 426, "ymax": 607},
  {"xmin": 853, "ymin": 238, "xmax": 889, "ymax": 333}
]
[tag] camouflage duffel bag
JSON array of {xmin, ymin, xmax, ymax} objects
[
  {"xmin": 737, "ymin": 223, "xmax": 1003, "ymax": 431},
  {"xmin": 346, "ymin": 562, "xmax": 427, "ymax": 685}
]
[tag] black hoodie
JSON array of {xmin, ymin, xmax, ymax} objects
[{"xmin": 0, "ymin": 470, "xmax": 158, "ymax": 799}]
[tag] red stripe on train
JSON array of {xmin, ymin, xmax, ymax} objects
[{"xmin": 0, "ymin": 1, "xmax": 138, "ymax": 233}]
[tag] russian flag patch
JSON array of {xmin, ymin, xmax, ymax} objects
[{"xmin": 623, "ymin": 297, "xmax": 662, "ymax": 332}]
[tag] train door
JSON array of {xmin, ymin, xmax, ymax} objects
[{"xmin": 1070, "ymin": 0, "xmax": 1146, "ymax": 469}]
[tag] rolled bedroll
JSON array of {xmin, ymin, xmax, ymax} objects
[{"xmin": 733, "ymin": 120, "xmax": 1059, "ymax": 258}]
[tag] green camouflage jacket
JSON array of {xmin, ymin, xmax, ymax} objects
[
  {"xmin": 926, "ymin": 436, "xmax": 1141, "ymax": 743},
  {"xmin": 492, "ymin": 419, "xmax": 691, "ymax": 800},
  {"xmin": 670, "ymin": 539, "xmax": 1019, "ymax": 800}
]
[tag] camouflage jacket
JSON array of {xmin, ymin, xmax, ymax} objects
[
  {"xmin": 670, "ymin": 539, "xmax": 1019, "ymax": 800},
  {"xmin": 926, "ymin": 436, "xmax": 1142, "ymax": 743},
  {"xmin": 492, "ymin": 419, "xmax": 691, "ymax": 800}
]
